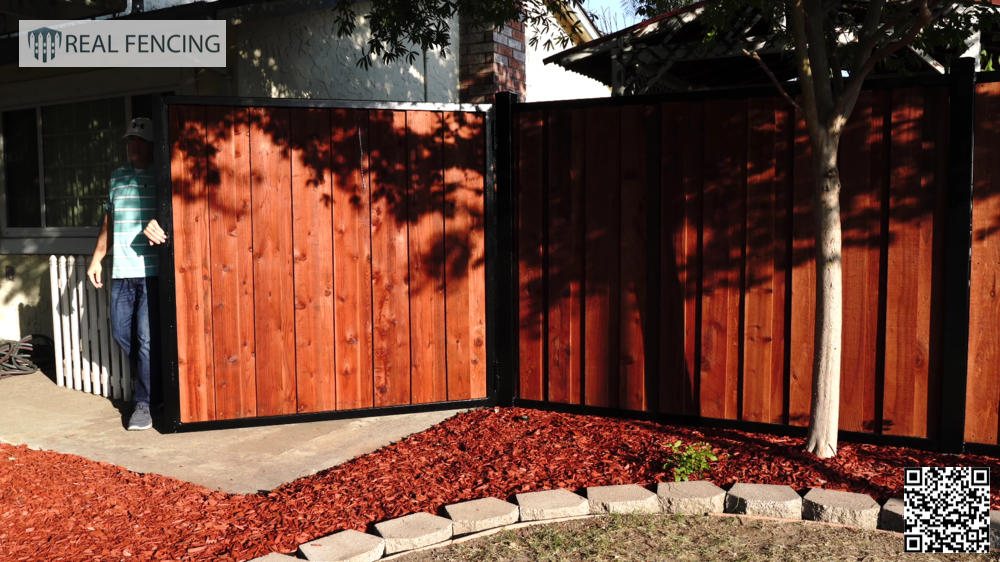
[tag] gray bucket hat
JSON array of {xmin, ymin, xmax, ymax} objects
[{"xmin": 123, "ymin": 117, "xmax": 153, "ymax": 142}]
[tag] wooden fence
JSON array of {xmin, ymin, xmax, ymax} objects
[
  {"xmin": 168, "ymin": 104, "xmax": 487, "ymax": 423},
  {"xmin": 514, "ymin": 79, "xmax": 1000, "ymax": 445}
]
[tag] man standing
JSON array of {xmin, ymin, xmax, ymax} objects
[{"xmin": 87, "ymin": 117, "xmax": 168, "ymax": 431}]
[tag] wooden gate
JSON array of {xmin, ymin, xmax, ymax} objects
[{"xmin": 158, "ymin": 99, "xmax": 491, "ymax": 427}]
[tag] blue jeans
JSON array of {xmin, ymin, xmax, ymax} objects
[{"xmin": 111, "ymin": 277, "xmax": 159, "ymax": 406}]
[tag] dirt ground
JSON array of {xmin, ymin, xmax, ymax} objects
[{"xmin": 396, "ymin": 513, "xmax": 1000, "ymax": 562}]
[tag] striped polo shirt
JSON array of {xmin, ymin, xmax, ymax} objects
[{"xmin": 107, "ymin": 164, "xmax": 159, "ymax": 279}]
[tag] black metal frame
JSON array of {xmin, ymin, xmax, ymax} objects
[
  {"xmin": 153, "ymin": 95, "xmax": 497, "ymax": 433},
  {"xmin": 493, "ymin": 92, "xmax": 518, "ymax": 406},
  {"xmin": 937, "ymin": 58, "xmax": 977, "ymax": 453},
  {"xmin": 153, "ymin": 94, "xmax": 183, "ymax": 433}
]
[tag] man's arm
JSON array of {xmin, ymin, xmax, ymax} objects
[{"xmin": 87, "ymin": 212, "xmax": 110, "ymax": 288}]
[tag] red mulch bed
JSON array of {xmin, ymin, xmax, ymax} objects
[{"xmin": 2, "ymin": 407, "xmax": 998, "ymax": 561}]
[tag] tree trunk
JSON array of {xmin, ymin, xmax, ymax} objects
[{"xmin": 805, "ymin": 131, "xmax": 844, "ymax": 459}]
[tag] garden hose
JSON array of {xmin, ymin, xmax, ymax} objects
[{"xmin": 0, "ymin": 336, "xmax": 38, "ymax": 379}]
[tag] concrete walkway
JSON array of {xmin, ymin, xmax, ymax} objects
[{"xmin": 0, "ymin": 371, "xmax": 467, "ymax": 494}]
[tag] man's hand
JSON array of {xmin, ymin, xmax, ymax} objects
[
  {"xmin": 144, "ymin": 219, "xmax": 168, "ymax": 245},
  {"xmin": 87, "ymin": 260, "xmax": 103, "ymax": 289}
]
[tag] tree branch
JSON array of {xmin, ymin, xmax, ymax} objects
[
  {"xmin": 853, "ymin": 0, "xmax": 887, "ymax": 71},
  {"xmin": 804, "ymin": 0, "xmax": 835, "ymax": 120},
  {"xmin": 838, "ymin": 0, "xmax": 935, "ymax": 118},
  {"xmin": 742, "ymin": 48, "xmax": 802, "ymax": 111},
  {"xmin": 790, "ymin": 0, "xmax": 823, "ymax": 142}
]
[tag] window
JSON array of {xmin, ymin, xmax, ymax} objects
[{"xmin": 1, "ymin": 94, "xmax": 155, "ymax": 233}]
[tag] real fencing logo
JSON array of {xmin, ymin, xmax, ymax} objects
[
  {"xmin": 27, "ymin": 26, "xmax": 62, "ymax": 63},
  {"xmin": 19, "ymin": 20, "xmax": 226, "ymax": 67}
]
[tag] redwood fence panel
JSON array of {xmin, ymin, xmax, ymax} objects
[
  {"xmin": 966, "ymin": 80, "xmax": 1000, "ymax": 445},
  {"xmin": 513, "ymin": 74, "xmax": 1000, "ymax": 446},
  {"xmin": 164, "ymin": 101, "xmax": 490, "ymax": 426}
]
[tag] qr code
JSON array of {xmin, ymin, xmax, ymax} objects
[{"xmin": 904, "ymin": 467, "xmax": 990, "ymax": 553}]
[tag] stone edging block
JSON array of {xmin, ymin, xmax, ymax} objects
[
  {"xmin": 802, "ymin": 488, "xmax": 879, "ymax": 529},
  {"xmin": 444, "ymin": 497, "xmax": 520, "ymax": 535},
  {"xmin": 657, "ymin": 480, "xmax": 726, "ymax": 515},
  {"xmin": 586, "ymin": 484, "xmax": 659, "ymax": 514},
  {"xmin": 247, "ymin": 554, "xmax": 300, "ymax": 562},
  {"xmin": 374, "ymin": 512, "xmax": 453, "ymax": 555},
  {"xmin": 515, "ymin": 488, "xmax": 590, "ymax": 521},
  {"xmin": 725, "ymin": 483, "xmax": 802, "ymax": 519},
  {"xmin": 878, "ymin": 497, "xmax": 903, "ymax": 532},
  {"xmin": 299, "ymin": 529, "xmax": 386, "ymax": 562}
]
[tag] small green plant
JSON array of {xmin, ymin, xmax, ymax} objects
[{"xmin": 662, "ymin": 440, "xmax": 717, "ymax": 482}]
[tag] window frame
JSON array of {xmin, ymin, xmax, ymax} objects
[{"xmin": 0, "ymin": 89, "xmax": 163, "ymax": 240}]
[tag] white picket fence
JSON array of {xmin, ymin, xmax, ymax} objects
[{"xmin": 48, "ymin": 255, "xmax": 132, "ymax": 401}]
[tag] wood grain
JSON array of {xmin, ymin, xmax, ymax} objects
[
  {"xmin": 660, "ymin": 102, "xmax": 703, "ymax": 416},
  {"xmin": 583, "ymin": 106, "xmax": 621, "ymax": 408},
  {"xmin": 618, "ymin": 104, "xmax": 651, "ymax": 412},
  {"xmin": 290, "ymin": 107, "xmax": 336, "ymax": 413},
  {"xmin": 545, "ymin": 108, "xmax": 584, "ymax": 404},
  {"xmin": 368, "ymin": 110, "xmax": 412, "ymax": 407},
  {"xmin": 836, "ymin": 93, "xmax": 883, "ymax": 433},
  {"xmin": 788, "ymin": 110, "xmax": 815, "ymax": 428},
  {"xmin": 742, "ymin": 99, "xmax": 784, "ymax": 424},
  {"xmin": 170, "ymin": 104, "xmax": 216, "ymax": 423},
  {"xmin": 331, "ymin": 109, "xmax": 375, "ymax": 411},
  {"xmin": 406, "ymin": 111, "xmax": 448, "ymax": 404},
  {"xmin": 250, "ymin": 106, "xmax": 297, "ymax": 417},
  {"xmin": 699, "ymin": 99, "xmax": 745, "ymax": 420},
  {"xmin": 517, "ymin": 110, "xmax": 546, "ymax": 401},
  {"xmin": 206, "ymin": 106, "xmax": 256, "ymax": 420},
  {"xmin": 443, "ymin": 111, "xmax": 487, "ymax": 400},
  {"xmin": 883, "ymin": 88, "xmax": 935, "ymax": 438}
]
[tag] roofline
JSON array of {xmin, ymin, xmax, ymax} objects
[{"xmin": 545, "ymin": 1, "xmax": 705, "ymax": 63}]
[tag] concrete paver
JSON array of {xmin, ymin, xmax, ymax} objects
[
  {"xmin": 656, "ymin": 480, "xmax": 726, "ymax": 514},
  {"xmin": 725, "ymin": 483, "xmax": 802, "ymax": 519},
  {"xmin": 299, "ymin": 529, "xmax": 385, "ymax": 562},
  {"xmin": 515, "ymin": 488, "xmax": 590, "ymax": 521},
  {"xmin": 802, "ymin": 488, "xmax": 879, "ymax": 529},
  {"xmin": 586, "ymin": 484, "xmax": 659, "ymax": 514},
  {"xmin": 878, "ymin": 497, "xmax": 903, "ymax": 532},
  {"xmin": 247, "ymin": 554, "xmax": 299, "ymax": 562},
  {"xmin": 0, "ymin": 371, "xmax": 466, "ymax": 493},
  {"xmin": 444, "ymin": 497, "xmax": 519, "ymax": 535},
  {"xmin": 374, "ymin": 512, "xmax": 453, "ymax": 554}
]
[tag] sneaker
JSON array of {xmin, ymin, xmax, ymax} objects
[{"xmin": 127, "ymin": 403, "xmax": 153, "ymax": 431}]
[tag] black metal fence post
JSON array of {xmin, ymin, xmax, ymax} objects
[
  {"xmin": 153, "ymin": 95, "xmax": 182, "ymax": 432},
  {"xmin": 938, "ymin": 57, "xmax": 976, "ymax": 453},
  {"xmin": 494, "ymin": 91, "xmax": 517, "ymax": 407}
]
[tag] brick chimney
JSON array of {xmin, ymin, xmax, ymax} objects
[{"xmin": 459, "ymin": 16, "xmax": 526, "ymax": 103}]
